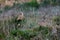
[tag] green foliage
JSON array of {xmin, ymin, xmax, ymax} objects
[
  {"xmin": 40, "ymin": 0, "xmax": 58, "ymax": 6},
  {"xmin": 33, "ymin": 26, "xmax": 50, "ymax": 31},
  {"xmin": 28, "ymin": 0, "xmax": 39, "ymax": 8},
  {"xmin": 42, "ymin": 0, "xmax": 50, "ymax": 6},
  {"xmin": 51, "ymin": 0, "xmax": 57, "ymax": 5},
  {"xmin": 21, "ymin": 0, "xmax": 40, "ymax": 8},
  {"xmin": 53, "ymin": 16, "xmax": 60, "ymax": 25},
  {"xmin": 40, "ymin": 27, "xmax": 50, "ymax": 37},
  {"xmin": 0, "ymin": 32, "xmax": 5, "ymax": 39},
  {"xmin": 0, "ymin": 10, "xmax": 2, "ymax": 13},
  {"xmin": 11, "ymin": 29, "xmax": 38, "ymax": 40},
  {"xmin": 11, "ymin": 30, "xmax": 17, "ymax": 36},
  {"xmin": 4, "ymin": 6, "xmax": 12, "ymax": 11},
  {"xmin": 33, "ymin": 25, "xmax": 52, "ymax": 40},
  {"xmin": 13, "ymin": 3, "xmax": 21, "ymax": 8}
]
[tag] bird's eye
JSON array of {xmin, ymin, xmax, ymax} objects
[{"xmin": 20, "ymin": 13, "xmax": 22, "ymax": 15}]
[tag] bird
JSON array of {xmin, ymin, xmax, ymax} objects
[{"xmin": 17, "ymin": 12, "xmax": 24, "ymax": 21}]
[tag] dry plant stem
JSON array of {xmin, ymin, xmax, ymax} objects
[{"xmin": 51, "ymin": 24, "xmax": 58, "ymax": 40}]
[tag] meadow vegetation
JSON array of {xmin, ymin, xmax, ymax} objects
[
  {"xmin": 0, "ymin": 0, "xmax": 60, "ymax": 40},
  {"xmin": 53, "ymin": 16, "xmax": 60, "ymax": 25},
  {"xmin": 0, "ymin": 14, "xmax": 58, "ymax": 40}
]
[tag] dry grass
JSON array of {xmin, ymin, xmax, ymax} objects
[
  {"xmin": 0, "ymin": 0, "xmax": 60, "ymax": 40},
  {"xmin": 0, "ymin": 13, "xmax": 59, "ymax": 40}
]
